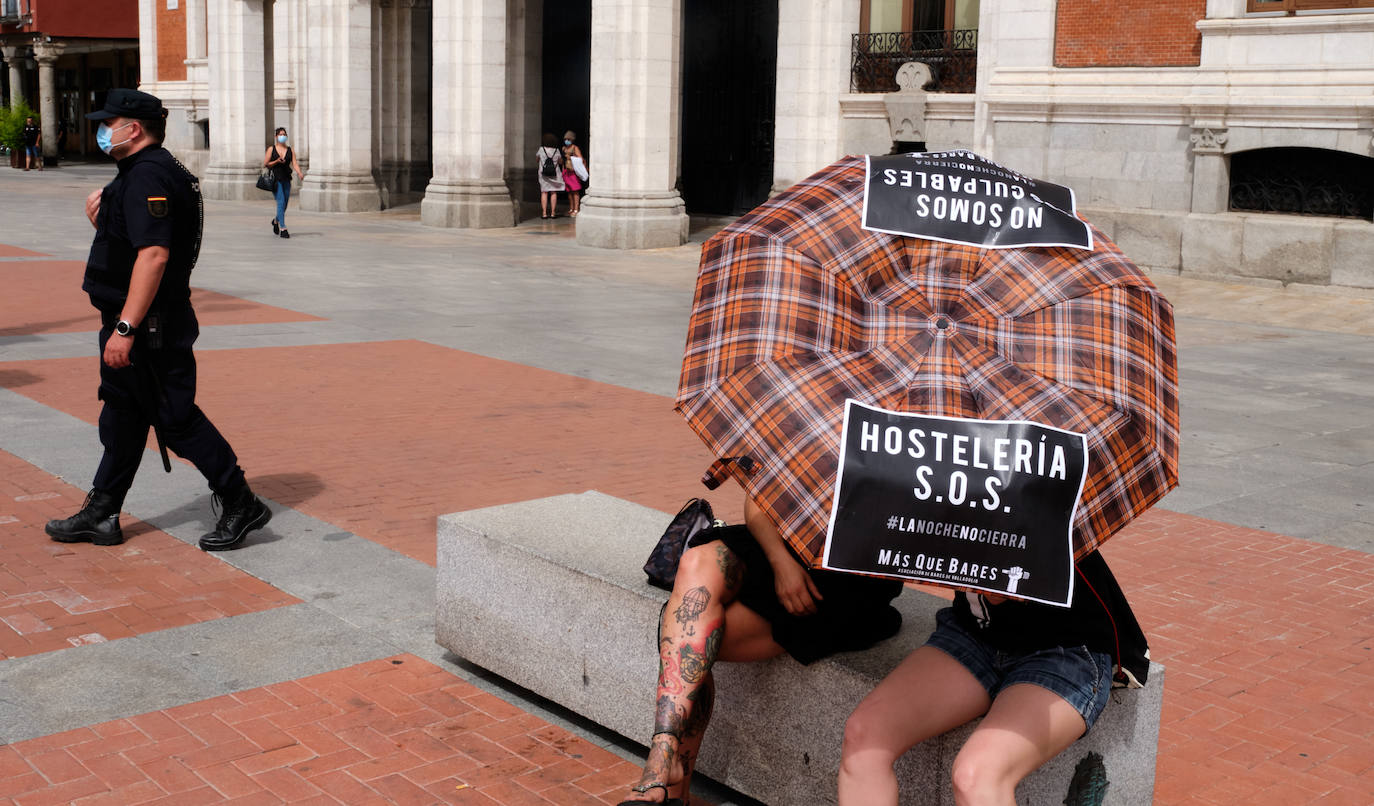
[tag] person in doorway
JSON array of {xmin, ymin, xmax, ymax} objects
[
  {"xmin": 263, "ymin": 127, "xmax": 304, "ymax": 238},
  {"xmin": 837, "ymin": 551, "xmax": 1149, "ymax": 806},
  {"xmin": 22, "ymin": 116, "xmax": 41, "ymax": 171},
  {"xmin": 561, "ymin": 130, "xmax": 586, "ymax": 217},
  {"xmin": 44, "ymin": 88, "xmax": 272, "ymax": 553},
  {"xmin": 616, "ymin": 497, "xmax": 903, "ymax": 805},
  {"xmin": 537, "ymin": 132, "xmax": 565, "ymax": 219}
]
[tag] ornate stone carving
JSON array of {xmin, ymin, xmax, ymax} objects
[
  {"xmin": 885, "ymin": 62, "xmax": 934, "ymax": 145},
  {"xmin": 1189, "ymin": 128, "xmax": 1229, "ymax": 154}
]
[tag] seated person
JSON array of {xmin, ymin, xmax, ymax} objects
[
  {"xmin": 619, "ymin": 497, "xmax": 904, "ymax": 805},
  {"xmin": 837, "ymin": 550, "xmax": 1147, "ymax": 806}
]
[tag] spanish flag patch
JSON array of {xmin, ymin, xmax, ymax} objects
[{"xmin": 147, "ymin": 196, "xmax": 169, "ymax": 218}]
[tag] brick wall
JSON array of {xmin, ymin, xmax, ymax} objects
[
  {"xmin": 1054, "ymin": 0, "xmax": 1207, "ymax": 67},
  {"xmin": 155, "ymin": 2, "xmax": 187, "ymax": 82}
]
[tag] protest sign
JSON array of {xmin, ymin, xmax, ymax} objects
[
  {"xmin": 822, "ymin": 400, "xmax": 1089, "ymax": 606},
  {"xmin": 862, "ymin": 150, "xmax": 1093, "ymax": 250}
]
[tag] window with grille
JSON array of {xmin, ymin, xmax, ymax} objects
[{"xmin": 1230, "ymin": 148, "xmax": 1374, "ymax": 220}]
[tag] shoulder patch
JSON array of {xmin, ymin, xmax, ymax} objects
[{"xmin": 147, "ymin": 196, "xmax": 169, "ymax": 218}]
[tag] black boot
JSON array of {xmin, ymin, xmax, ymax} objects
[
  {"xmin": 198, "ymin": 485, "xmax": 272, "ymax": 552},
  {"xmin": 46, "ymin": 490, "xmax": 124, "ymax": 546}
]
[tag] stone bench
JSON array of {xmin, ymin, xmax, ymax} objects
[{"xmin": 436, "ymin": 492, "xmax": 1163, "ymax": 805}]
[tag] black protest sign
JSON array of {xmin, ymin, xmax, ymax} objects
[
  {"xmin": 821, "ymin": 401, "xmax": 1087, "ymax": 606},
  {"xmin": 861, "ymin": 150, "xmax": 1093, "ymax": 250}
]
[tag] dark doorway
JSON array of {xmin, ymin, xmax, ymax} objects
[
  {"xmin": 542, "ymin": 0, "xmax": 591, "ymax": 161},
  {"xmin": 681, "ymin": 0, "xmax": 778, "ymax": 216}
]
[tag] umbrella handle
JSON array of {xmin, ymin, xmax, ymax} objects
[{"xmin": 701, "ymin": 456, "xmax": 757, "ymax": 490}]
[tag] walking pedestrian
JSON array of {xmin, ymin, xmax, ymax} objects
[
  {"xmin": 537, "ymin": 132, "xmax": 564, "ymax": 219},
  {"xmin": 22, "ymin": 116, "xmax": 41, "ymax": 171},
  {"xmin": 44, "ymin": 88, "xmax": 272, "ymax": 552},
  {"xmin": 263, "ymin": 127, "xmax": 304, "ymax": 238}
]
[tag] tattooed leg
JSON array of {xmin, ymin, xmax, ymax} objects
[{"xmin": 625, "ymin": 544, "xmax": 743, "ymax": 802}]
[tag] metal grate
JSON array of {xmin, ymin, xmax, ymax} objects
[{"xmin": 851, "ymin": 30, "xmax": 979, "ymax": 94}]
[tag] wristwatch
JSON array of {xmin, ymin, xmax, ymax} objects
[{"xmin": 114, "ymin": 320, "xmax": 135, "ymax": 337}]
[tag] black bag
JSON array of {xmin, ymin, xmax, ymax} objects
[
  {"xmin": 540, "ymin": 149, "xmax": 558, "ymax": 178},
  {"xmin": 256, "ymin": 169, "xmax": 277, "ymax": 192},
  {"xmin": 643, "ymin": 498, "xmax": 718, "ymax": 590}
]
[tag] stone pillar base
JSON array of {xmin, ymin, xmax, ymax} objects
[
  {"xmin": 202, "ymin": 163, "xmax": 267, "ymax": 201},
  {"xmin": 420, "ymin": 179, "xmax": 516, "ymax": 229},
  {"xmin": 575, "ymin": 192, "xmax": 690, "ymax": 250},
  {"xmin": 299, "ymin": 172, "xmax": 382, "ymax": 212}
]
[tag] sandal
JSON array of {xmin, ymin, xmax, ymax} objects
[{"xmin": 615, "ymin": 782, "xmax": 684, "ymax": 806}]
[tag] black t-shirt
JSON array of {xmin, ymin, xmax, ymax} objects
[
  {"xmin": 951, "ymin": 550, "xmax": 1149, "ymax": 684},
  {"xmin": 83, "ymin": 144, "xmax": 202, "ymax": 313},
  {"xmin": 22, "ymin": 124, "xmax": 40, "ymax": 146}
]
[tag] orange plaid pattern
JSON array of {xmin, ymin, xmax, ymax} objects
[{"xmin": 676, "ymin": 155, "xmax": 1179, "ymax": 566}]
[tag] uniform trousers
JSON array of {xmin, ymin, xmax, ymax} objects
[{"xmin": 93, "ymin": 307, "xmax": 245, "ymax": 501}]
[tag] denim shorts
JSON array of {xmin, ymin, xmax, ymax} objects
[{"xmin": 924, "ymin": 607, "xmax": 1113, "ymax": 731}]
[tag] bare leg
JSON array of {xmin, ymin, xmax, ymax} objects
[
  {"xmin": 624, "ymin": 542, "xmax": 782, "ymax": 803},
  {"xmin": 950, "ymin": 683, "xmax": 1087, "ymax": 806},
  {"xmin": 838, "ymin": 646, "xmax": 992, "ymax": 806}
]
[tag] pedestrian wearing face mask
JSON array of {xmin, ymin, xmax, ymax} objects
[
  {"xmin": 45, "ymin": 89, "xmax": 273, "ymax": 553},
  {"xmin": 263, "ymin": 128, "xmax": 305, "ymax": 238}
]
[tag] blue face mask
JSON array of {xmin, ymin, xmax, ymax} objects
[
  {"xmin": 277, "ymin": 135, "xmax": 288, "ymax": 144},
  {"xmin": 564, "ymin": 139, "xmax": 571, "ymax": 146},
  {"xmin": 96, "ymin": 122, "xmax": 135, "ymax": 155}
]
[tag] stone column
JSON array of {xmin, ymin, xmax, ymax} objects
[
  {"xmin": 576, "ymin": 0, "xmax": 688, "ymax": 249},
  {"xmin": 2, "ymin": 47, "xmax": 23, "ymax": 109},
  {"xmin": 187, "ymin": 0, "xmax": 209, "ymax": 61},
  {"xmin": 203, "ymin": 0, "xmax": 272, "ymax": 200},
  {"xmin": 421, "ymin": 0, "xmax": 514, "ymax": 228},
  {"xmin": 300, "ymin": 0, "xmax": 382, "ymax": 212},
  {"xmin": 505, "ymin": 0, "xmax": 540, "ymax": 212},
  {"xmin": 32, "ymin": 45, "xmax": 61, "ymax": 162},
  {"xmin": 1189, "ymin": 126, "xmax": 1230, "ymax": 214},
  {"xmin": 138, "ymin": 0, "xmax": 158, "ymax": 85},
  {"xmin": 771, "ymin": 0, "xmax": 857, "ymax": 194}
]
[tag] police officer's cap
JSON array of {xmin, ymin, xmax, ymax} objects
[{"xmin": 85, "ymin": 89, "xmax": 167, "ymax": 122}]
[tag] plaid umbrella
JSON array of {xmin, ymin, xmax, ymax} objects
[{"xmin": 675, "ymin": 154, "xmax": 1179, "ymax": 567}]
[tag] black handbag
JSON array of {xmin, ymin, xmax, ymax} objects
[
  {"xmin": 644, "ymin": 498, "xmax": 719, "ymax": 590},
  {"xmin": 256, "ymin": 169, "xmax": 277, "ymax": 192}
]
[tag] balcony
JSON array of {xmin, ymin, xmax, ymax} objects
[{"xmin": 850, "ymin": 29, "xmax": 978, "ymax": 94}]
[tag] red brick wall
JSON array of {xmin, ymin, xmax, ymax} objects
[
  {"xmin": 1055, "ymin": 0, "xmax": 1207, "ymax": 68},
  {"xmin": 156, "ymin": 2, "xmax": 187, "ymax": 82},
  {"xmin": 28, "ymin": 0, "xmax": 138, "ymax": 39}
]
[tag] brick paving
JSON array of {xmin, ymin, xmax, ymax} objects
[
  {"xmin": 0, "ymin": 449, "xmax": 300, "ymax": 660},
  {"xmin": 0, "ymin": 260, "xmax": 323, "ymax": 338},
  {"xmin": 1, "ymin": 195, "xmax": 1371, "ymax": 806},
  {"xmin": 0, "ymin": 655, "xmax": 647, "ymax": 805},
  {"xmin": 0, "ymin": 341, "xmax": 745, "ymax": 565}
]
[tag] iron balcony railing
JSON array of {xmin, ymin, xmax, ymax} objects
[{"xmin": 851, "ymin": 30, "xmax": 979, "ymax": 94}]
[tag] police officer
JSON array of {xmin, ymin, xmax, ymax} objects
[{"xmin": 45, "ymin": 89, "xmax": 271, "ymax": 552}]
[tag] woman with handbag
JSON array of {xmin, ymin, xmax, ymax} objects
[
  {"xmin": 262, "ymin": 127, "xmax": 304, "ymax": 239},
  {"xmin": 561, "ymin": 130, "xmax": 588, "ymax": 218},
  {"xmin": 536, "ymin": 133, "xmax": 565, "ymax": 219},
  {"xmin": 618, "ymin": 497, "xmax": 903, "ymax": 805}
]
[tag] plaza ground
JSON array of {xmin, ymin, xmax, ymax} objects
[{"xmin": 1, "ymin": 163, "xmax": 1371, "ymax": 805}]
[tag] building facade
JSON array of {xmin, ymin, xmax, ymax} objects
[
  {"xmin": 2, "ymin": 0, "xmax": 140, "ymax": 160},
  {"xmin": 140, "ymin": 0, "xmax": 1372, "ymax": 287}
]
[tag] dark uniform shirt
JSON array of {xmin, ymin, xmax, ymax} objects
[
  {"xmin": 21, "ymin": 123, "xmax": 40, "ymax": 146},
  {"xmin": 84, "ymin": 144, "xmax": 201, "ymax": 314}
]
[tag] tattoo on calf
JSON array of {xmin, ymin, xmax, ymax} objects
[
  {"xmin": 654, "ymin": 695, "xmax": 686, "ymax": 738},
  {"xmin": 684, "ymin": 675, "xmax": 715, "ymax": 738},
  {"xmin": 679, "ymin": 643, "xmax": 707, "ymax": 685}
]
